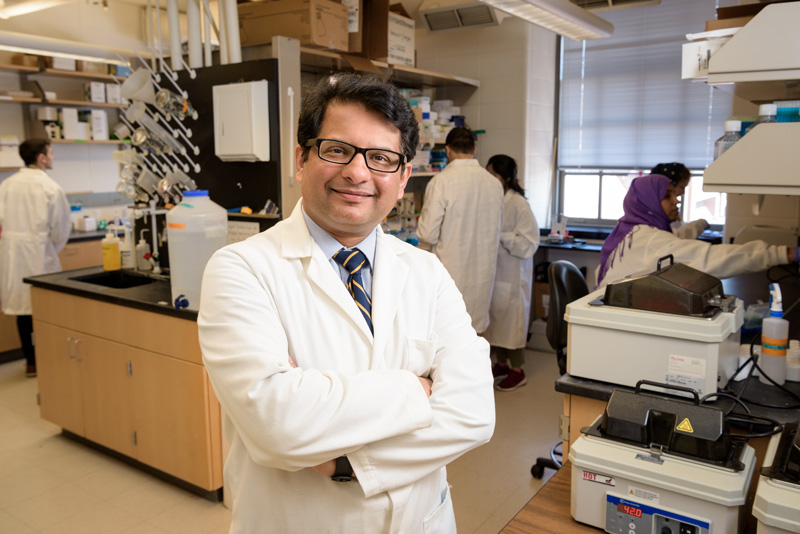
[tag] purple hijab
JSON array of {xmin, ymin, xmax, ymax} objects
[{"xmin": 598, "ymin": 174, "xmax": 674, "ymax": 285}]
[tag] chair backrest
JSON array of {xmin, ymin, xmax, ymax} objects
[{"xmin": 545, "ymin": 260, "xmax": 590, "ymax": 374}]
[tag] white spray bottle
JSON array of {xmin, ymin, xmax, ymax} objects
[{"xmin": 760, "ymin": 283, "xmax": 788, "ymax": 385}]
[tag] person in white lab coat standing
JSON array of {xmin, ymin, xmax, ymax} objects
[
  {"xmin": 198, "ymin": 74, "xmax": 495, "ymax": 534},
  {"xmin": 0, "ymin": 139, "xmax": 70, "ymax": 378},
  {"xmin": 417, "ymin": 127, "xmax": 504, "ymax": 334},
  {"xmin": 481, "ymin": 155, "xmax": 540, "ymax": 391}
]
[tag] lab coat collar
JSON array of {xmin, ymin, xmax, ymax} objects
[{"xmin": 278, "ymin": 199, "xmax": 410, "ymax": 344}]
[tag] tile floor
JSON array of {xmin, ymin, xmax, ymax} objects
[{"xmin": 0, "ymin": 348, "xmax": 561, "ymax": 534}]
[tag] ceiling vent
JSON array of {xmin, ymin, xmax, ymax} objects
[{"xmin": 419, "ymin": 1, "xmax": 502, "ymax": 33}]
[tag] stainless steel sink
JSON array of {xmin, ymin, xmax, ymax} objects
[{"xmin": 70, "ymin": 271, "xmax": 157, "ymax": 289}]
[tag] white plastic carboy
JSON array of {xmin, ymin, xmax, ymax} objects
[{"xmin": 166, "ymin": 190, "xmax": 228, "ymax": 311}]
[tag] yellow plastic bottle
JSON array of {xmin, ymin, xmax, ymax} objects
[{"xmin": 101, "ymin": 231, "xmax": 121, "ymax": 271}]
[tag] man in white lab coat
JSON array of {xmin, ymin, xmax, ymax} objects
[
  {"xmin": 0, "ymin": 139, "xmax": 70, "ymax": 378},
  {"xmin": 198, "ymin": 74, "xmax": 495, "ymax": 534},
  {"xmin": 417, "ymin": 127, "xmax": 504, "ymax": 334}
]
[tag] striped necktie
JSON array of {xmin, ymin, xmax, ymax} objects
[{"xmin": 333, "ymin": 248, "xmax": 373, "ymax": 333}]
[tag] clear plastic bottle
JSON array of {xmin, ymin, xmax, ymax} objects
[
  {"xmin": 745, "ymin": 103, "xmax": 777, "ymax": 134},
  {"xmin": 760, "ymin": 283, "xmax": 788, "ymax": 386},
  {"xmin": 713, "ymin": 120, "xmax": 742, "ymax": 160}
]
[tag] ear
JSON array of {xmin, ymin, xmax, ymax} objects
[
  {"xmin": 396, "ymin": 163, "xmax": 412, "ymax": 200},
  {"xmin": 294, "ymin": 145, "xmax": 305, "ymax": 183}
]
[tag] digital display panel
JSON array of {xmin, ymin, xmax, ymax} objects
[{"xmin": 617, "ymin": 503, "xmax": 643, "ymax": 518}]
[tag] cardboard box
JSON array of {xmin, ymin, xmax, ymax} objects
[
  {"xmin": 0, "ymin": 136, "xmax": 23, "ymax": 167},
  {"xmin": 105, "ymin": 83, "xmax": 122, "ymax": 104},
  {"xmin": 535, "ymin": 282, "xmax": 550, "ymax": 320},
  {"xmin": 238, "ymin": 0, "xmax": 349, "ymax": 52},
  {"xmin": 11, "ymin": 53, "xmax": 41, "ymax": 68},
  {"xmin": 84, "ymin": 82, "xmax": 106, "ymax": 103},
  {"xmin": 60, "ymin": 108, "xmax": 80, "ymax": 139},
  {"xmin": 46, "ymin": 57, "xmax": 76, "ymax": 71},
  {"xmin": 362, "ymin": 1, "xmax": 415, "ymax": 67},
  {"xmin": 90, "ymin": 110, "xmax": 109, "ymax": 141},
  {"xmin": 342, "ymin": 0, "xmax": 363, "ymax": 54},
  {"xmin": 705, "ymin": 15, "xmax": 754, "ymax": 31},
  {"xmin": 681, "ymin": 38, "xmax": 728, "ymax": 79},
  {"xmin": 77, "ymin": 60, "xmax": 109, "ymax": 75}
]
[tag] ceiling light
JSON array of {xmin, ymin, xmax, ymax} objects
[
  {"xmin": 0, "ymin": 0, "xmax": 73, "ymax": 19},
  {"xmin": 0, "ymin": 30, "xmax": 150, "ymax": 66},
  {"xmin": 479, "ymin": 0, "xmax": 613, "ymax": 40}
]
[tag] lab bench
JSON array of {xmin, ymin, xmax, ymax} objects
[
  {"xmin": 555, "ymin": 372, "xmax": 800, "ymax": 533},
  {"xmin": 24, "ymin": 267, "xmax": 222, "ymax": 500}
]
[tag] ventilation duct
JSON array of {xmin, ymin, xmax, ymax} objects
[{"xmin": 419, "ymin": 0, "xmax": 504, "ymax": 33}]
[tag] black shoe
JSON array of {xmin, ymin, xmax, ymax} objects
[{"xmin": 25, "ymin": 365, "xmax": 37, "ymax": 378}]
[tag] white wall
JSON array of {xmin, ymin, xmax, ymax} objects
[{"xmin": 414, "ymin": 17, "xmax": 557, "ymax": 226}]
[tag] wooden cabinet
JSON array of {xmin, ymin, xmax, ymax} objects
[
  {"xmin": 31, "ymin": 287, "xmax": 222, "ymax": 492},
  {"xmin": 58, "ymin": 239, "xmax": 102, "ymax": 271}
]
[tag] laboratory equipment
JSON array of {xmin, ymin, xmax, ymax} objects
[
  {"xmin": 567, "ymin": 260, "xmax": 743, "ymax": 397},
  {"xmin": 166, "ymin": 190, "xmax": 228, "ymax": 311},
  {"xmin": 155, "ymin": 88, "xmax": 198, "ymax": 120},
  {"xmin": 119, "ymin": 67, "xmax": 157, "ymax": 105},
  {"xmin": 745, "ymin": 103, "xmax": 778, "ymax": 134},
  {"xmin": 102, "ymin": 232, "xmax": 121, "ymax": 271},
  {"xmin": 570, "ymin": 384, "xmax": 755, "ymax": 534},
  {"xmin": 713, "ymin": 120, "xmax": 742, "ymax": 160},
  {"xmin": 753, "ymin": 422, "xmax": 800, "ymax": 534},
  {"xmin": 131, "ymin": 126, "xmax": 171, "ymax": 155}
]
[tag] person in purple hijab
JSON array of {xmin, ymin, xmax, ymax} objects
[
  {"xmin": 597, "ymin": 174, "xmax": 797, "ymax": 288},
  {"xmin": 598, "ymin": 175, "xmax": 673, "ymax": 285}
]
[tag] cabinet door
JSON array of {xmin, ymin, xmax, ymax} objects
[
  {"xmin": 130, "ymin": 347, "xmax": 217, "ymax": 489},
  {"xmin": 79, "ymin": 336, "xmax": 136, "ymax": 457},
  {"xmin": 58, "ymin": 240, "xmax": 102, "ymax": 271},
  {"xmin": 34, "ymin": 321, "xmax": 84, "ymax": 435}
]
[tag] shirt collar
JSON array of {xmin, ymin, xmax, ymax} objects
[{"xmin": 301, "ymin": 206, "xmax": 377, "ymax": 269}]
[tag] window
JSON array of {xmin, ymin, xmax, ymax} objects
[
  {"xmin": 559, "ymin": 168, "xmax": 726, "ymax": 228},
  {"xmin": 556, "ymin": 0, "xmax": 736, "ymax": 228}
]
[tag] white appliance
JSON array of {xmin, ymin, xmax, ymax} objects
[
  {"xmin": 570, "ymin": 432, "xmax": 755, "ymax": 534},
  {"xmin": 566, "ymin": 262, "xmax": 743, "ymax": 397},
  {"xmin": 753, "ymin": 423, "xmax": 800, "ymax": 534},
  {"xmin": 569, "ymin": 389, "xmax": 755, "ymax": 534}
]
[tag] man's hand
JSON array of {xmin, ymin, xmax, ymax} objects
[
  {"xmin": 312, "ymin": 459, "xmax": 337, "ymax": 476},
  {"xmin": 418, "ymin": 376, "xmax": 433, "ymax": 398}
]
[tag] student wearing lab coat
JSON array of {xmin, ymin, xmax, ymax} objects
[
  {"xmin": 417, "ymin": 127, "xmax": 504, "ymax": 334},
  {"xmin": 0, "ymin": 139, "xmax": 70, "ymax": 378},
  {"xmin": 650, "ymin": 162, "xmax": 709, "ymax": 240},
  {"xmin": 198, "ymin": 74, "xmax": 495, "ymax": 534},
  {"xmin": 597, "ymin": 174, "xmax": 796, "ymax": 288},
  {"xmin": 481, "ymin": 155, "xmax": 540, "ymax": 392}
]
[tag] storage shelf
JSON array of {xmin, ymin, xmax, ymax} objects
[
  {"xmin": 299, "ymin": 47, "xmax": 480, "ymax": 89},
  {"xmin": 50, "ymin": 139, "xmax": 129, "ymax": 145},
  {"xmin": 0, "ymin": 96, "xmax": 41, "ymax": 103},
  {"xmin": 0, "ymin": 166, "xmax": 19, "ymax": 172},
  {"xmin": 36, "ymin": 68, "xmax": 122, "ymax": 82},
  {"xmin": 0, "ymin": 63, "xmax": 39, "ymax": 74},
  {"xmin": 44, "ymin": 99, "xmax": 125, "ymax": 108},
  {"xmin": 703, "ymin": 123, "xmax": 800, "ymax": 195}
]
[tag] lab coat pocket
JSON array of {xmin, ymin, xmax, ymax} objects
[
  {"xmin": 490, "ymin": 281, "xmax": 512, "ymax": 310},
  {"xmin": 405, "ymin": 337, "xmax": 437, "ymax": 377},
  {"xmin": 423, "ymin": 484, "xmax": 455, "ymax": 534}
]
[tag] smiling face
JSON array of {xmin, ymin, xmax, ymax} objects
[
  {"xmin": 296, "ymin": 102, "xmax": 411, "ymax": 247},
  {"xmin": 661, "ymin": 183, "xmax": 681, "ymax": 221}
]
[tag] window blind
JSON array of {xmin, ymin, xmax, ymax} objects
[{"xmin": 559, "ymin": 0, "xmax": 736, "ymax": 169}]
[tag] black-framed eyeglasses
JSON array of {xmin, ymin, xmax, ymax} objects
[{"xmin": 306, "ymin": 138, "xmax": 405, "ymax": 173}]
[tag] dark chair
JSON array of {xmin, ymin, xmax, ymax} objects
[{"xmin": 531, "ymin": 260, "xmax": 590, "ymax": 479}]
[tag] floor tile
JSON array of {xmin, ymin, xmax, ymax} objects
[{"xmin": 9, "ymin": 481, "xmax": 102, "ymax": 530}]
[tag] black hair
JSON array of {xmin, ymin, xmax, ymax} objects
[
  {"xmin": 445, "ymin": 126, "xmax": 475, "ymax": 155},
  {"xmin": 650, "ymin": 162, "xmax": 690, "ymax": 185},
  {"xmin": 487, "ymin": 154, "xmax": 524, "ymax": 196},
  {"xmin": 297, "ymin": 73, "xmax": 419, "ymax": 162},
  {"xmin": 19, "ymin": 138, "xmax": 50, "ymax": 166}
]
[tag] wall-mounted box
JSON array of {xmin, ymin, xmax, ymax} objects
[
  {"xmin": 238, "ymin": 0, "xmax": 348, "ymax": 52},
  {"xmin": 212, "ymin": 80, "xmax": 270, "ymax": 162}
]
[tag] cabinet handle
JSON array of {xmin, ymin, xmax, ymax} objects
[
  {"xmin": 73, "ymin": 338, "xmax": 83, "ymax": 362},
  {"xmin": 67, "ymin": 336, "xmax": 74, "ymax": 358}
]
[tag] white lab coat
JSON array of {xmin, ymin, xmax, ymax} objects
[
  {"xmin": 0, "ymin": 167, "xmax": 70, "ymax": 315},
  {"xmin": 198, "ymin": 200, "xmax": 495, "ymax": 534},
  {"xmin": 417, "ymin": 159, "xmax": 504, "ymax": 333},
  {"xmin": 599, "ymin": 224, "xmax": 789, "ymax": 288},
  {"xmin": 482, "ymin": 190, "xmax": 540, "ymax": 350}
]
